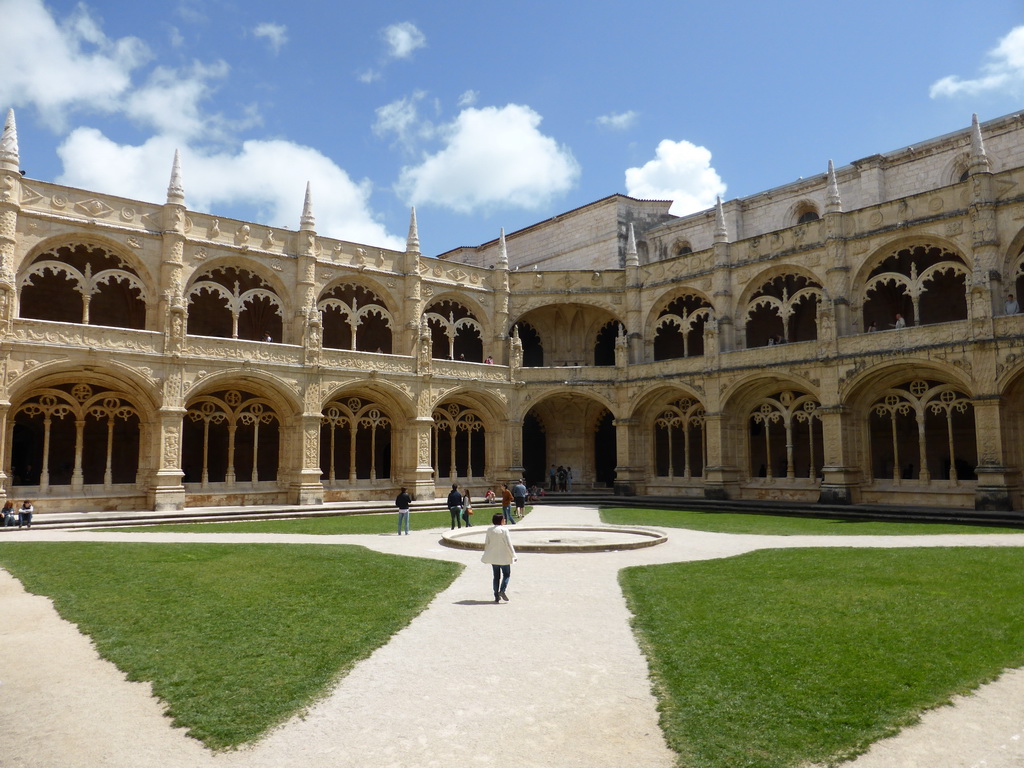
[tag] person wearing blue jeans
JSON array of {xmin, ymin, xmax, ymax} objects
[
  {"xmin": 395, "ymin": 487, "xmax": 412, "ymax": 535},
  {"xmin": 482, "ymin": 513, "xmax": 517, "ymax": 602},
  {"xmin": 446, "ymin": 484, "xmax": 464, "ymax": 529}
]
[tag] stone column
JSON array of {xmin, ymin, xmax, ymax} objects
[
  {"xmin": 972, "ymin": 395, "xmax": 1017, "ymax": 511},
  {"xmin": 287, "ymin": 413, "xmax": 325, "ymax": 505},
  {"xmin": 409, "ymin": 416, "xmax": 438, "ymax": 500},
  {"xmin": 702, "ymin": 411, "xmax": 740, "ymax": 499},
  {"xmin": 147, "ymin": 407, "xmax": 186, "ymax": 511},
  {"xmin": 817, "ymin": 405, "xmax": 862, "ymax": 505},
  {"xmin": 612, "ymin": 417, "xmax": 641, "ymax": 495}
]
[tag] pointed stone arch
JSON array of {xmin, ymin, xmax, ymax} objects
[
  {"xmin": 185, "ymin": 263, "xmax": 286, "ymax": 341},
  {"xmin": 317, "ymin": 280, "xmax": 396, "ymax": 353}
]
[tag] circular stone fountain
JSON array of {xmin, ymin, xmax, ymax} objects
[{"xmin": 441, "ymin": 525, "xmax": 667, "ymax": 553}]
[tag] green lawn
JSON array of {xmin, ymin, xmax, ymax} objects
[
  {"xmin": 599, "ymin": 506, "xmax": 1024, "ymax": 535},
  {"xmin": 100, "ymin": 506, "xmax": 526, "ymax": 534},
  {"xmin": 620, "ymin": 547, "xmax": 1024, "ymax": 768},
  {"xmin": 0, "ymin": 542, "xmax": 461, "ymax": 749}
]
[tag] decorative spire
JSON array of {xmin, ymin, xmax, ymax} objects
[
  {"xmin": 713, "ymin": 196, "xmax": 729, "ymax": 243},
  {"xmin": 166, "ymin": 149, "xmax": 185, "ymax": 205},
  {"xmin": 825, "ymin": 159, "xmax": 842, "ymax": 214},
  {"xmin": 0, "ymin": 108, "xmax": 20, "ymax": 172},
  {"xmin": 299, "ymin": 182, "xmax": 315, "ymax": 231},
  {"xmin": 968, "ymin": 113, "xmax": 990, "ymax": 175},
  {"xmin": 497, "ymin": 228, "xmax": 509, "ymax": 268},
  {"xmin": 625, "ymin": 222, "xmax": 639, "ymax": 267},
  {"xmin": 406, "ymin": 206, "xmax": 420, "ymax": 254}
]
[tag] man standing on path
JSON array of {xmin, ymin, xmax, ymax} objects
[
  {"xmin": 512, "ymin": 479, "xmax": 528, "ymax": 519},
  {"xmin": 482, "ymin": 513, "xmax": 517, "ymax": 603},
  {"xmin": 395, "ymin": 487, "xmax": 412, "ymax": 535},
  {"xmin": 447, "ymin": 483, "xmax": 464, "ymax": 529}
]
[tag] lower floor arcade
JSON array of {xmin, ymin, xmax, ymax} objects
[{"xmin": 0, "ymin": 357, "xmax": 1017, "ymax": 514}]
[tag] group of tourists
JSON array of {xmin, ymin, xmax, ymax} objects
[
  {"xmin": 1, "ymin": 499, "xmax": 34, "ymax": 529},
  {"xmin": 547, "ymin": 464, "xmax": 573, "ymax": 492}
]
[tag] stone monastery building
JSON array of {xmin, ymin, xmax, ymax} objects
[{"xmin": 2, "ymin": 108, "xmax": 1024, "ymax": 515}]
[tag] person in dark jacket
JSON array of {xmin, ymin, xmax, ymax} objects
[
  {"xmin": 395, "ymin": 487, "xmax": 412, "ymax": 535},
  {"xmin": 446, "ymin": 483, "xmax": 464, "ymax": 529}
]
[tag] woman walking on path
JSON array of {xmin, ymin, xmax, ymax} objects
[
  {"xmin": 461, "ymin": 489, "xmax": 473, "ymax": 527},
  {"xmin": 395, "ymin": 487, "xmax": 412, "ymax": 535},
  {"xmin": 482, "ymin": 513, "xmax": 517, "ymax": 603},
  {"xmin": 447, "ymin": 484, "xmax": 464, "ymax": 529}
]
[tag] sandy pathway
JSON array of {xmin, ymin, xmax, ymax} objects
[{"xmin": 1, "ymin": 505, "xmax": 1023, "ymax": 767}]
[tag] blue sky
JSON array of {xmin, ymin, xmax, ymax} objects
[{"xmin": 2, "ymin": 0, "xmax": 1024, "ymax": 256}]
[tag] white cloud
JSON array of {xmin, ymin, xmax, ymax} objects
[
  {"xmin": 930, "ymin": 25, "xmax": 1024, "ymax": 98},
  {"xmin": 383, "ymin": 22, "xmax": 426, "ymax": 59},
  {"xmin": 625, "ymin": 139, "xmax": 726, "ymax": 216},
  {"xmin": 396, "ymin": 104, "xmax": 579, "ymax": 213},
  {"xmin": 596, "ymin": 110, "xmax": 638, "ymax": 131},
  {"xmin": 2, "ymin": 0, "xmax": 402, "ymax": 249},
  {"xmin": 56, "ymin": 129, "xmax": 403, "ymax": 249},
  {"xmin": 253, "ymin": 22, "xmax": 288, "ymax": 55},
  {"xmin": 373, "ymin": 91, "xmax": 435, "ymax": 149},
  {"xmin": 358, "ymin": 69, "xmax": 381, "ymax": 84},
  {"xmin": 0, "ymin": 0, "xmax": 149, "ymax": 129},
  {"xmin": 458, "ymin": 90, "xmax": 478, "ymax": 107}
]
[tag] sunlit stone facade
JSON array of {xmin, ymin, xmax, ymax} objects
[{"xmin": 2, "ymin": 108, "xmax": 1024, "ymax": 514}]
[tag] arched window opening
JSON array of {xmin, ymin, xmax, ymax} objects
[
  {"xmin": 868, "ymin": 379, "xmax": 976, "ymax": 484},
  {"xmin": 186, "ymin": 267, "xmax": 283, "ymax": 341},
  {"xmin": 432, "ymin": 403, "xmax": 486, "ymax": 480},
  {"xmin": 862, "ymin": 245, "xmax": 968, "ymax": 331},
  {"xmin": 748, "ymin": 391, "xmax": 823, "ymax": 479},
  {"xmin": 594, "ymin": 320, "xmax": 620, "ymax": 367},
  {"xmin": 320, "ymin": 396, "xmax": 392, "ymax": 486},
  {"xmin": 19, "ymin": 244, "xmax": 147, "ymax": 329},
  {"xmin": 654, "ymin": 398, "xmax": 706, "ymax": 478},
  {"xmin": 796, "ymin": 208, "xmax": 820, "ymax": 224},
  {"xmin": 745, "ymin": 274, "xmax": 822, "ymax": 347},
  {"xmin": 11, "ymin": 383, "xmax": 141, "ymax": 490},
  {"xmin": 319, "ymin": 284, "xmax": 394, "ymax": 353},
  {"xmin": 424, "ymin": 300, "xmax": 483, "ymax": 361},
  {"xmin": 675, "ymin": 240, "xmax": 693, "ymax": 257},
  {"xmin": 653, "ymin": 294, "xmax": 711, "ymax": 361},
  {"xmin": 512, "ymin": 322, "xmax": 544, "ymax": 367},
  {"xmin": 183, "ymin": 389, "xmax": 280, "ymax": 486}
]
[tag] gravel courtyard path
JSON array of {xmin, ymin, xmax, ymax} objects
[{"xmin": 1, "ymin": 504, "xmax": 1023, "ymax": 767}]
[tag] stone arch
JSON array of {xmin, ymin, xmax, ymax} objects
[
  {"xmin": 855, "ymin": 238, "xmax": 969, "ymax": 331},
  {"xmin": 18, "ymin": 238, "xmax": 153, "ymax": 330},
  {"xmin": 946, "ymin": 153, "xmax": 972, "ymax": 186},
  {"xmin": 423, "ymin": 295, "xmax": 486, "ymax": 362},
  {"xmin": 632, "ymin": 386, "xmax": 708, "ymax": 481},
  {"xmin": 843, "ymin": 361, "xmax": 976, "ymax": 487},
  {"xmin": 521, "ymin": 388, "xmax": 619, "ymax": 490},
  {"xmin": 513, "ymin": 302, "xmax": 623, "ymax": 367},
  {"xmin": 185, "ymin": 261, "xmax": 288, "ymax": 342},
  {"xmin": 646, "ymin": 288, "xmax": 714, "ymax": 361},
  {"xmin": 719, "ymin": 372, "xmax": 823, "ymax": 482},
  {"xmin": 430, "ymin": 387, "xmax": 506, "ymax": 484},
  {"xmin": 317, "ymin": 279, "xmax": 397, "ymax": 353},
  {"xmin": 8, "ymin": 367, "xmax": 156, "ymax": 491},
  {"xmin": 790, "ymin": 200, "xmax": 821, "ymax": 225},
  {"xmin": 737, "ymin": 267, "xmax": 824, "ymax": 347},
  {"xmin": 1002, "ymin": 231, "xmax": 1024, "ymax": 310}
]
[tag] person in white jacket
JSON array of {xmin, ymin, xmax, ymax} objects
[{"xmin": 482, "ymin": 513, "xmax": 517, "ymax": 603}]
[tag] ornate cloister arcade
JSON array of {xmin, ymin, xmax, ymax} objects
[{"xmin": 4, "ymin": 108, "xmax": 1024, "ymax": 516}]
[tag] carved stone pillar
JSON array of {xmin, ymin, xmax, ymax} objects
[
  {"xmin": 702, "ymin": 411, "xmax": 740, "ymax": 499},
  {"xmin": 972, "ymin": 395, "xmax": 1017, "ymax": 511},
  {"xmin": 147, "ymin": 407, "xmax": 186, "ymax": 511},
  {"xmin": 0, "ymin": 402, "xmax": 10, "ymax": 502},
  {"xmin": 612, "ymin": 417, "xmax": 640, "ymax": 495},
  {"xmin": 817, "ymin": 405, "xmax": 862, "ymax": 505},
  {"xmin": 288, "ymin": 413, "xmax": 325, "ymax": 506},
  {"xmin": 409, "ymin": 416, "xmax": 437, "ymax": 500}
]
